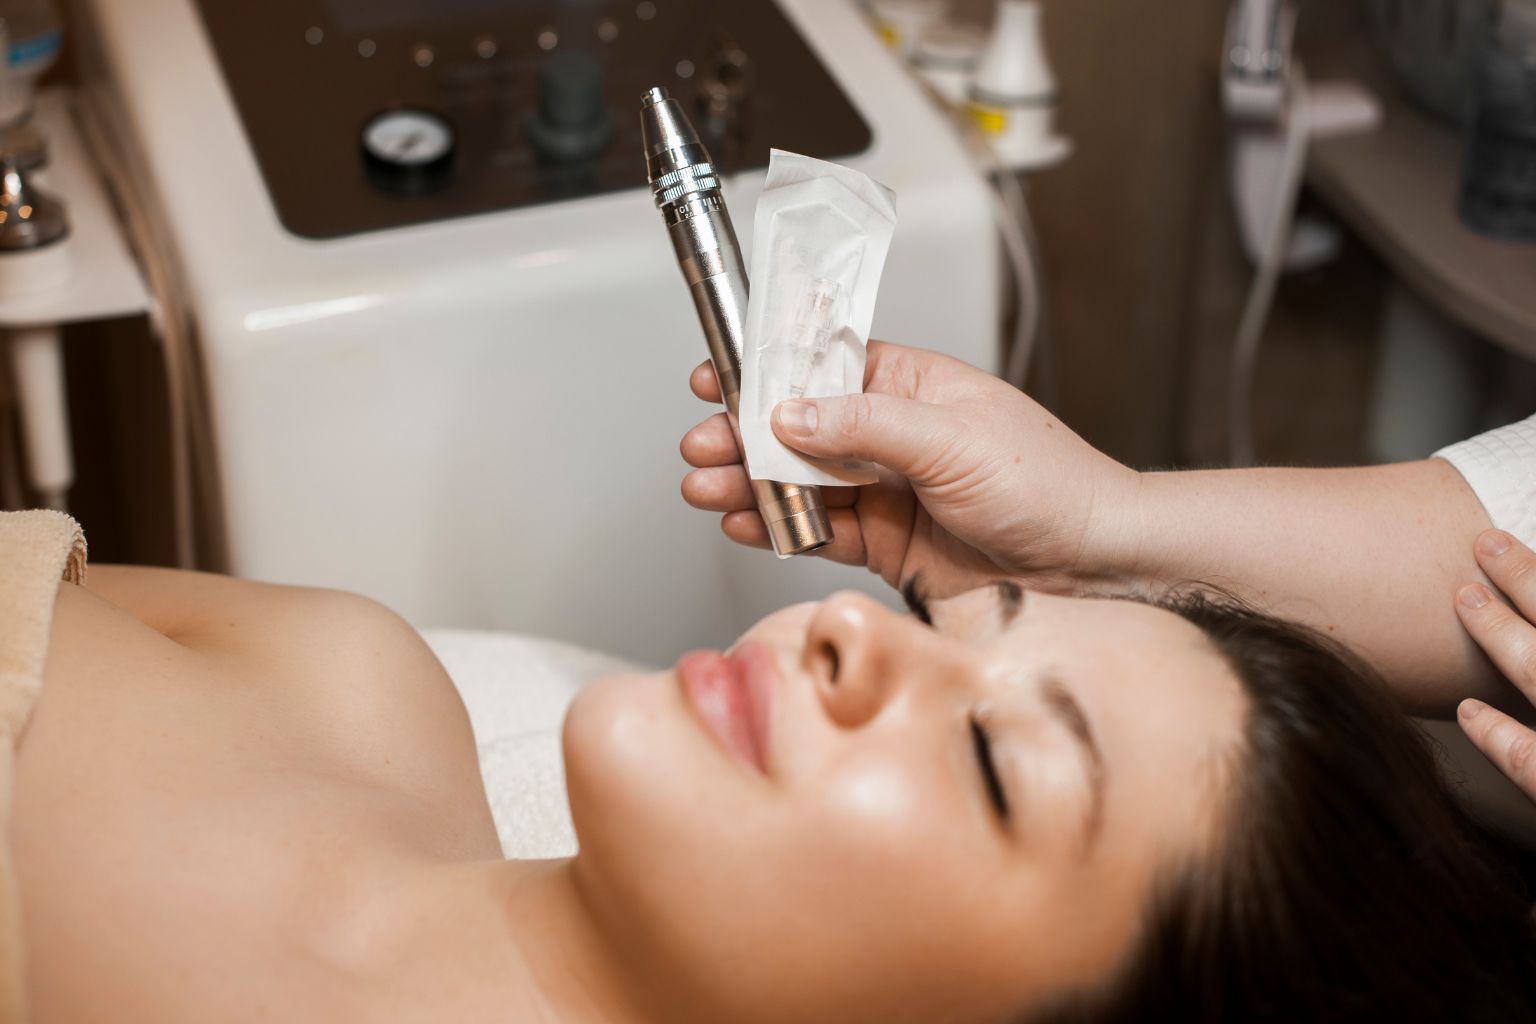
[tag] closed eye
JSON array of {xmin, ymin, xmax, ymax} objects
[
  {"xmin": 902, "ymin": 576, "xmax": 932, "ymax": 626},
  {"xmin": 970, "ymin": 714, "xmax": 1011, "ymax": 821}
]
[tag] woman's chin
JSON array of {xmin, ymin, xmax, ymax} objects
[
  {"xmin": 561, "ymin": 668, "xmax": 714, "ymax": 853},
  {"xmin": 562, "ymin": 669, "xmax": 666, "ymax": 800}
]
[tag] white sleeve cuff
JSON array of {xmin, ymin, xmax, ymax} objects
[{"xmin": 1434, "ymin": 414, "xmax": 1536, "ymax": 549}]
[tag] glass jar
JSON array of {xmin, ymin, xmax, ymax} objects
[{"xmin": 1460, "ymin": 0, "xmax": 1536, "ymax": 241}]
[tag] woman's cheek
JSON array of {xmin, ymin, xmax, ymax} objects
[
  {"xmin": 564, "ymin": 675, "xmax": 648, "ymax": 783},
  {"xmin": 810, "ymin": 753, "xmax": 935, "ymax": 849},
  {"xmin": 563, "ymin": 673, "xmax": 698, "ymax": 841}
]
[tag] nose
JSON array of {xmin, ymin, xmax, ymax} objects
[{"xmin": 803, "ymin": 591, "xmax": 947, "ymax": 729}]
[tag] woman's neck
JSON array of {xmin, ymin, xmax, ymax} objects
[{"xmin": 378, "ymin": 858, "xmax": 657, "ymax": 1024}]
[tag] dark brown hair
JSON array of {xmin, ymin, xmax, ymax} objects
[{"xmin": 1039, "ymin": 592, "xmax": 1536, "ymax": 1023}]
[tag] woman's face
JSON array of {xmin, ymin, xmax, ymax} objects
[{"xmin": 564, "ymin": 586, "xmax": 1248, "ymax": 1024}]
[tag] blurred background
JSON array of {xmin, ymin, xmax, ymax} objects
[{"xmin": 0, "ymin": 0, "xmax": 1532, "ymax": 666}]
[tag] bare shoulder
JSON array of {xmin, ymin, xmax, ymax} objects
[
  {"xmin": 86, "ymin": 566, "xmax": 453, "ymax": 705},
  {"xmin": 80, "ymin": 567, "xmax": 438, "ymax": 685},
  {"xmin": 59, "ymin": 568, "xmax": 488, "ymax": 814},
  {"xmin": 85, "ymin": 565, "xmax": 403, "ymax": 645}
]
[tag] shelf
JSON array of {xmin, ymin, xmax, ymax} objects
[
  {"xmin": 0, "ymin": 88, "xmax": 150, "ymax": 330},
  {"xmin": 1308, "ymin": 83, "xmax": 1536, "ymax": 358}
]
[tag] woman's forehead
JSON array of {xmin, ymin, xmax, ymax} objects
[
  {"xmin": 984, "ymin": 594, "xmax": 1247, "ymax": 790},
  {"xmin": 1001, "ymin": 594, "xmax": 1239, "ymax": 701},
  {"xmin": 937, "ymin": 587, "xmax": 1217, "ymax": 660}
]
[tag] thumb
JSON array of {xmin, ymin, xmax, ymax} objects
[{"xmin": 773, "ymin": 394, "xmax": 957, "ymax": 479}]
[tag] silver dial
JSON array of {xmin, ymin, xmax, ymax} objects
[{"xmin": 362, "ymin": 109, "xmax": 455, "ymax": 168}]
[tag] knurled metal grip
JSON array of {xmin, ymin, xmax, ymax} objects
[{"xmin": 652, "ymin": 161, "xmax": 721, "ymax": 208}]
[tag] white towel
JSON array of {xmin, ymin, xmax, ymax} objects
[
  {"xmin": 1435, "ymin": 413, "xmax": 1536, "ymax": 550},
  {"xmin": 422, "ymin": 629, "xmax": 647, "ymax": 860},
  {"xmin": 0, "ymin": 510, "xmax": 87, "ymax": 1024}
]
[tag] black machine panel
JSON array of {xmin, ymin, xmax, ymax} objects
[{"xmin": 191, "ymin": 0, "xmax": 874, "ymax": 239}]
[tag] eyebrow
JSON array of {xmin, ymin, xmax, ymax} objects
[
  {"xmin": 1040, "ymin": 678, "xmax": 1107, "ymax": 855},
  {"xmin": 995, "ymin": 580, "xmax": 1024, "ymax": 625},
  {"xmin": 900, "ymin": 576, "xmax": 1024, "ymax": 628}
]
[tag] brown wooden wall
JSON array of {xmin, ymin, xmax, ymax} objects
[
  {"xmin": 967, "ymin": 0, "xmax": 1388, "ymax": 470},
  {"xmin": 964, "ymin": 0, "xmax": 1232, "ymax": 467}
]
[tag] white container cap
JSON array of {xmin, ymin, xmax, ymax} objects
[
  {"xmin": 970, "ymin": 0, "xmax": 1054, "ymax": 104},
  {"xmin": 867, "ymin": 0, "xmax": 945, "ymax": 57},
  {"xmin": 967, "ymin": 0, "xmax": 1071, "ymax": 172},
  {"xmin": 913, "ymin": 22, "xmax": 984, "ymax": 70}
]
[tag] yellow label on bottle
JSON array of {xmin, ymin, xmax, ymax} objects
[
  {"xmin": 877, "ymin": 22, "xmax": 900, "ymax": 49},
  {"xmin": 967, "ymin": 102, "xmax": 1008, "ymax": 135}
]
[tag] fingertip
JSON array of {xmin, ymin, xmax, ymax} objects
[
  {"xmin": 680, "ymin": 470, "xmax": 717, "ymax": 513},
  {"xmin": 1477, "ymin": 529, "xmax": 1514, "ymax": 560},
  {"xmin": 679, "ymin": 427, "xmax": 703, "ymax": 467},
  {"xmin": 1457, "ymin": 699, "xmax": 1506, "ymax": 749},
  {"xmin": 772, "ymin": 400, "xmax": 818, "ymax": 442},
  {"xmin": 1457, "ymin": 583, "xmax": 1493, "ymax": 613},
  {"xmin": 681, "ymin": 414, "xmax": 745, "ymax": 470},
  {"xmin": 690, "ymin": 361, "xmax": 723, "ymax": 403},
  {"xmin": 722, "ymin": 511, "xmax": 772, "ymax": 550},
  {"xmin": 811, "ymin": 507, "xmax": 868, "ymax": 569}
]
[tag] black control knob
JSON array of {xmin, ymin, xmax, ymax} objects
[{"xmin": 527, "ymin": 51, "xmax": 614, "ymax": 163}]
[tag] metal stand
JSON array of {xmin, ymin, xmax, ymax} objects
[
  {"xmin": 6, "ymin": 325, "xmax": 70, "ymax": 509},
  {"xmin": 0, "ymin": 90, "xmax": 149, "ymax": 512}
]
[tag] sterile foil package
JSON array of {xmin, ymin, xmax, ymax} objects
[{"xmin": 739, "ymin": 150, "xmax": 898, "ymax": 487}]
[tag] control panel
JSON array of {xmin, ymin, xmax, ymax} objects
[{"xmin": 192, "ymin": 0, "xmax": 874, "ymax": 239}]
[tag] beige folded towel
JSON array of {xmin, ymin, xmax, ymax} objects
[{"xmin": 0, "ymin": 510, "xmax": 86, "ymax": 1024}]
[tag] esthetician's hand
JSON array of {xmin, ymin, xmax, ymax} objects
[
  {"xmin": 1456, "ymin": 530, "xmax": 1536, "ymax": 805},
  {"xmin": 680, "ymin": 340, "xmax": 1139, "ymax": 598}
]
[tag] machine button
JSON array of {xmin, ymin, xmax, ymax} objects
[
  {"xmin": 361, "ymin": 108, "xmax": 455, "ymax": 193},
  {"xmin": 526, "ymin": 50, "xmax": 614, "ymax": 163}
]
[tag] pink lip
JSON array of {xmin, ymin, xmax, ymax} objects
[{"xmin": 677, "ymin": 641, "xmax": 777, "ymax": 775}]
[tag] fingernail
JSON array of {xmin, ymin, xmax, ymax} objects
[
  {"xmin": 1460, "ymin": 699, "xmax": 1485, "ymax": 721},
  {"xmin": 1459, "ymin": 584, "xmax": 1491, "ymax": 610},
  {"xmin": 1479, "ymin": 531, "xmax": 1512, "ymax": 558},
  {"xmin": 777, "ymin": 401, "xmax": 818, "ymax": 436}
]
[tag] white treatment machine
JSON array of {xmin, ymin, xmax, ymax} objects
[{"xmin": 70, "ymin": 0, "xmax": 1000, "ymax": 664}]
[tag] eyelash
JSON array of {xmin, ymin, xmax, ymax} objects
[
  {"xmin": 901, "ymin": 576, "xmax": 933, "ymax": 625},
  {"xmin": 905, "ymin": 577, "xmax": 1010, "ymax": 822},
  {"xmin": 969, "ymin": 714, "xmax": 1011, "ymax": 821}
]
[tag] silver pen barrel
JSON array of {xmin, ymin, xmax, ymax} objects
[{"xmin": 641, "ymin": 86, "xmax": 833, "ymax": 557}]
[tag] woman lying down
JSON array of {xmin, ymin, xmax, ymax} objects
[{"xmin": 13, "ymin": 539, "xmax": 1536, "ymax": 1021}]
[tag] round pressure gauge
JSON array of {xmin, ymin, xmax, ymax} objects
[{"xmin": 361, "ymin": 108, "xmax": 456, "ymax": 191}]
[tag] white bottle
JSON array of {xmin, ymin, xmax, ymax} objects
[
  {"xmin": 0, "ymin": 0, "xmax": 62, "ymax": 131},
  {"xmin": 967, "ymin": 0, "xmax": 1071, "ymax": 171}
]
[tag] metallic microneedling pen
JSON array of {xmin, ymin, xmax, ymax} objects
[{"xmin": 640, "ymin": 86, "xmax": 833, "ymax": 557}]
